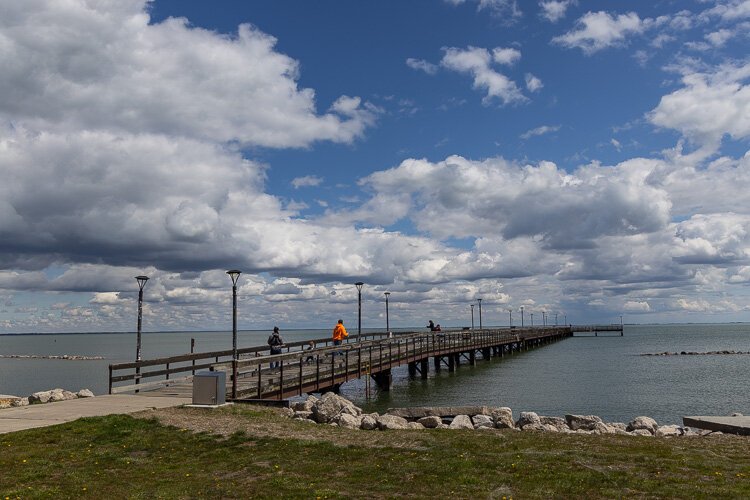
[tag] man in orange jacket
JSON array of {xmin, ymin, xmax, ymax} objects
[{"xmin": 332, "ymin": 319, "xmax": 348, "ymax": 346}]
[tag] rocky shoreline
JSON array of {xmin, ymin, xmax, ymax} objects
[
  {"xmin": 0, "ymin": 388, "xmax": 95, "ymax": 408},
  {"xmin": 283, "ymin": 393, "xmax": 735, "ymax": 437},
  {"xmin": 0, "ymin": 354, "xmax": 105, "ymax": 360}
]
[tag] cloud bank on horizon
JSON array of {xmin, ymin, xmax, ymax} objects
[{"xmin": 0, "ymin": 0, "xmax": 749, "ymax": 333}]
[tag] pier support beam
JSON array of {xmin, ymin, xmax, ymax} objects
[
  {"xmin": 408, "ymin": 362, "xmax": 417, "ymax": 377},
  {"xmin": 420, "ymin": 358, "xmax": 429, "ymax": 379},
  {"xmin": 434, "ymin": 356, "xmax": 441, "ymax": 372},
  {"xmin": 448, "ymin": 355, "xmax": 455, "ymax": 372},
  {"xmin": 469, "ymin": 351, "xmax": 476, "ymax": 366},
  {"xmin": 371, "ymin": 369, "xmax": 391, "ymax": 391},
  {"xmin": 482, "ymin": 348, "xmax": 491, "ymax": 360}
]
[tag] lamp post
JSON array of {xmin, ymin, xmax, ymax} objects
[
  {"xmin": 508, "ymin": 308, "xmax": 513, "ymax": 328},
  {"xmin": 520, "ymin": 306, "xmax": 524, "ymax": 328},
  {"xmin": 226, "ymin": 270, "xmax": 241, "ymax": 399},
  {"xmin": 384, "ymin": 292, "xmax": 391, "ymax": 334},
  {"xmin": 555, "ymin": 312, "xmax": 558, "ymax": 326},
  {"xmin": 542, "ymin": 310, "xmax": 546, "ymax": 327},
  {"xmin": 564, "ymin": 313, "xmax": 568, "ymax": 325},
  {"xmin": 135, "ymin": 275, "xmax": 149, "ymax": 392},
  {"xmin": 470, "ymin": 304, "xmax": 475, "ymax": 329},
  {"xmin": 355, "ymin": 282, "xmax": 364, "ymax": 337},
  {"xmin": 478, "ymin": 298, "xmax": 483, "ymax": 330},
  {"xmin": 530, "ymin": 312, "xmax": 534, "ymax": 327}
]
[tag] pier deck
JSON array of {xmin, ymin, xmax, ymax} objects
[{"xmin": 110, "ymin": 326, "xmax": 614, "ymax": 401}]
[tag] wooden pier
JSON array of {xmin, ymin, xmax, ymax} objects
[{"xmin": 109, "ymin": 325, "xmax": 621, "ymax": 401}]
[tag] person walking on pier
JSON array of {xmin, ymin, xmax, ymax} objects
[
  {"xmin": 332, "ymin": 319, "xmax": 348, "ymax": 347},
  {"xmin": 427, "ymin": 320, "xmax": 437, "ymax": 331},
  {"xmin": 268, "ymin": 327, "xmax": 284, "ymax": 369}
]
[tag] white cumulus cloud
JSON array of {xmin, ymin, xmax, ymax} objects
[
  {"xmin": 552, "ymin": 11, "xmax": 646, "ymax": 54},
  {"xmin": 441, "ymin": 47, "xmax": 527, "ymax": 105}
]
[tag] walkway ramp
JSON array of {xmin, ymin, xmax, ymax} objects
[{"xmin": 0, "ymin": 394, "xmax": 190, "ymax": 435}]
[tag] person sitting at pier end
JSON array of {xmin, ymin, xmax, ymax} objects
[
  {"xmin": 267, "ymin": 327, "xmax": 284, "ymax": 369},
  {"xmin": 332, "ymin": 319, "xmax": 348, "ymax": 346}
]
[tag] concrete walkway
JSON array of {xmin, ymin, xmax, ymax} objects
[
  {"xmin": 683, "ymin": 415, "xmax": 750, "ymax": 436},
  {"xmin": 0, "ymin": 394, "xmax": 191, "ymax": 434}
]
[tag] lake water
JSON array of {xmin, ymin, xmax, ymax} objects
[{"xmin": 1, "ymin": 324, "xmax": 749, "ymax": 425}]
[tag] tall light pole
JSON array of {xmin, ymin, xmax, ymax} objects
[
  {"xmin": 470, "ymin": 304, "xmax": 475, "ymax": 329},
  {"xmin": 478, "ymin": 298, "xmax": 483, "ymax": 330},
  {"xmin": 355, "ymin": 282, "xmax": 364, "ymax": 337},
  {"xmin": 227, "ymin": 270, "xmax": 241, "ymax": 399},
  {"xmin": 508, "ymin": 308, "xmax": 513, "ymax": 328},
  {"xmin": 555, "ymin": 312, "xmax": 558, "ymax": 326},
  {"xmin": 542, "ymin": 310, "xmax": 546, "ymax": 326},
  {"xmin": 520, "ymin": 306, "xmax": 524, "ymax": 328},
  {"xmin": 530, "ymin": 312, "xmax": 534, "ymax": 327},
  {"xmin": 564, "ymin": 313, "xmax": 568, "ymax": 325},
  {"xmin": 384, "ymin": 291, "xmax": 391, "ymax": 334},
  {"xmin": 135, "ymin": 275, "xmax": 149, "ymax": 392}
]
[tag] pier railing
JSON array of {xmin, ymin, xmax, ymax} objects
[
  {"xmin": 108, "ymin": 331, "xmax": 390, "ymax": 394},
  {"xmin": 108, "ymin": 326, "xmax": 574, "ymax": 396}
]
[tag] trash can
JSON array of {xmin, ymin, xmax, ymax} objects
[{"xmin": 192, "ymin": 371, "xmax": 226, "ymax": 405}]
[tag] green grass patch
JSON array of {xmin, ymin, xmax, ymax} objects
[{"xmin": 2, "ymin": 407, "xmax": 750, "ymax": 498}]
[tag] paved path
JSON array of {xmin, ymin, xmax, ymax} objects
[{"xmin": 0, "ymin": 394, "xmax": 191, "ymax": 434}]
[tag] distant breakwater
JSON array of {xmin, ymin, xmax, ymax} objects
[
  {"xmin": 640, "ymin": 350, "xmax": 750, "ymax": 356},
  {"xmin": 0, "ymin": 354, "xmax": 104, "ymax": 360}
]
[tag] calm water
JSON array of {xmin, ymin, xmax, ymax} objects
[{"xmin": 2, "ymin": 324, "xmax": 749, "ymax": 425}]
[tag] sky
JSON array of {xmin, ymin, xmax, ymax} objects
[{"xmin": 0, "ymin": 0, "xmax": 749, "ymax": 333}]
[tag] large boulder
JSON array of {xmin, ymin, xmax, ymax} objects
[
  {"xmin": 29, "ymin": 390, "xmax": 54, "ymax": 404},
  {"xmin": 293, "ymin": 410, "xmax": 313, "ymax": 420},
  {"xmin": 592, "ymin": 422, "xmax": 616, "ymax": 435},
  {"xmin": 0, "ymin": 395, "xmax": 21, "ymax": 409},
  {"xmin": 407, "ymin": 422, "xmax": 425, "ymax": 430},
  {"xmin": 655, "ymin": 425, "xmax": 682, "ymax": 437},
  {"xmin": 492, "ymin": 407, "xmax": 515, "ymax": 429},
  {"xmin": 311, "ymin": 393, "xmax": 361, "ymax": 423},
  {"xmin": 516, "ymin": 411, "xmax": 541, "ymax": 428},
  {"xmin": 630, "ymin": 429, "xmax": 654, "ymax": 437},
  {"xmin": 418, "ymin": 416, "xmax": 443, "ymax": 429},
  {"xmin": 334, "ymin": 413, "xmax": 362, "ymax": 430},
  {"xmin": 522, "ymin": 423, "xmax": 548, "ymax": 432},
  {"xmin": 377, "ymin": 414, "xmax": 409, "ymax": 430},
  {"xmin": 472, "ymin": 414, "xmax": 494, "ymax": 429},
  {"xmin": 449, "ymin": 415, "xmax": 474, "ymax": 430},
  {"xmin": 77, "ymin": 389, "xmax": 95, "ymax": 398},
  {"xmin": 565, "ymin": 414, "xmax": 604, "ymax": 431},
  {"xmin": 627, "ymin": 416, "xmax": 658, "ymax": 435},
  {"xmin": 11, "ymin": 397, "xmax": 29, "ymax": 407},
  {"xmin": 360, "ymin": 414, "xmax": 378, "ymax": 430},
  {"xmin": 540, "ymin": 416, "xmax": 569, "ymax": 432}
]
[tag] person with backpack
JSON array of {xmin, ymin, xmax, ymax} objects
[{"xmin": 267, "ymin": 326, "xmax": 284, "ymax": 369}]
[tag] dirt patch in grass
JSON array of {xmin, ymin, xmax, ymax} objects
[{"xmin": 134, "ymin": 404, "xmax": 433, "ymax": 449}]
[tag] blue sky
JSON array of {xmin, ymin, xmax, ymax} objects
[{"xmin": 0, "ymin": 0, "xmax": 749, "ymax": 333}]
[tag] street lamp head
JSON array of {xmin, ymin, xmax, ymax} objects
[
  {"xmin": 226, "ymin": 269, "xmax": 242, "ymax": 286},
  {"xmin": 355, "ymin": 281, "xmax": 364, "ymax": 292},
  {"xmin": 384, "ymin": 291, "xmax": 390, "ymax": 297},
  {"xmin": 478, "ymin": 298, "xmax": 482, "ymax": 304},
  {"xmin": 135, "ymin": 275, "xmax": 149, "ymax": 291}
]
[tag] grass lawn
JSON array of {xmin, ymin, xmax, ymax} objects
[{"xmin": 1, "ymin": 405, "xmax": 749, "ymax": 498}]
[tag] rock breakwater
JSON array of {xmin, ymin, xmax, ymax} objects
[
  {"xmin": 0, "ymin": 388, "xmax": 95, "ymax": 409},
  {"xmin": 283, "ymin": 393, "xmax": 729, "ymax": 437}
]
